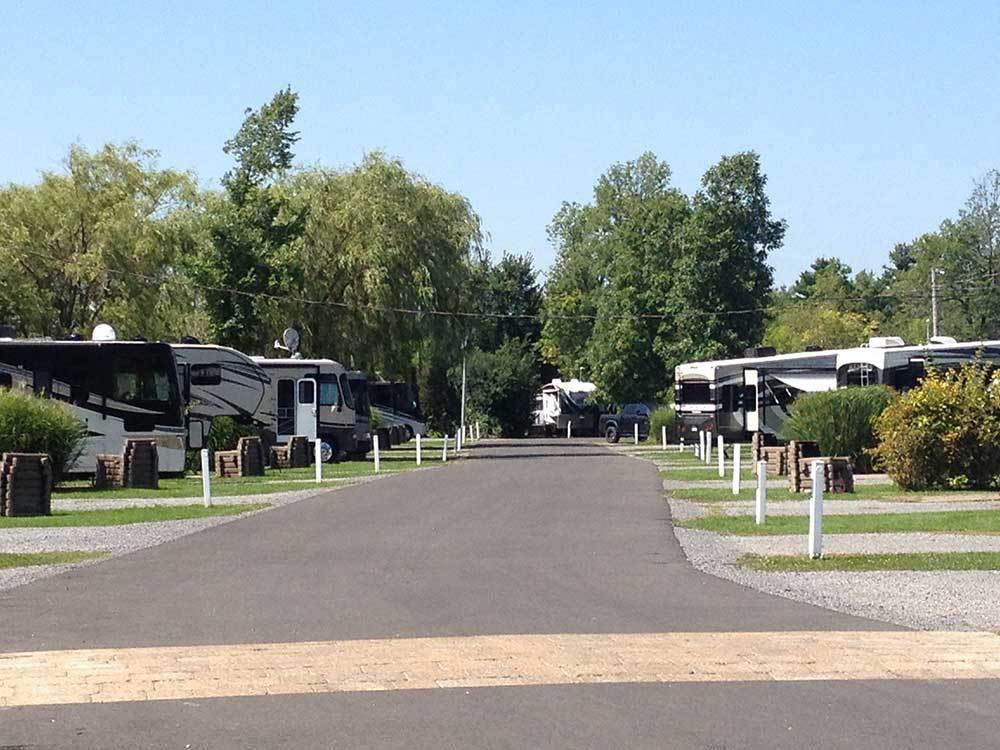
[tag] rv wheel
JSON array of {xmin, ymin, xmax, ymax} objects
[
  {"xmin": 605, "ymin": 425, "xmax": 620, "ymax": 444},
  {"xmin": 319, "ymin": 440, "xmax": 336, "ymax": 463}
]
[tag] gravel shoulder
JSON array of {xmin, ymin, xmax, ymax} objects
[{"xmin": 669, "ymin": 499, "xmax": 1000, "ymax": 632}]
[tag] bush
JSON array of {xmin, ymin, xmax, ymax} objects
[
  {"xmin": 649, "ymin": 405, "xmax": 676, "ymax": 441},
  {"xmin": 873, "ymin": 364, "xmax": 1000, "ymax": 490},
  {"xmin": 206, "ymin": 416, "xmax": 259, "ymax": 453},
  {"xmin": 0, "ymin": 389, "xmax": 86, "ymax": 480},
  {"xmin": 781, "ymin": 386, "xmax": 892, "ymax": 471}
]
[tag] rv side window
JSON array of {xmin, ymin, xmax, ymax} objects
[
  {"xmin": 190, "ymin": 364, "xmax": 222, "ymax": 386},
  {"xmin": 339, "ymin": 375, "xmax": 354, "ymax": 408},
  {"xmin": 319, "ymin": 380, "xmax": 340, "ymax": 406},
  {"xmin": 298, "ymin": 380, "xmax": 315, "ymax": 404}
]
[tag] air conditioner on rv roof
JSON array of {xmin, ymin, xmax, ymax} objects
[
  {"xmin": 928, "ymin": 336, "xmax": 958, "ymax": 345},
  {"xmin": 867, "ymin": 336, "xmax": 906, "ymax": 348}
]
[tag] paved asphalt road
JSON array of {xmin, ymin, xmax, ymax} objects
[{"xmin": 3, "ymin": 438, "xmax": 1000, "ymax": 748}]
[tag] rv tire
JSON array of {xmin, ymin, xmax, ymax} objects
[{"xmin": 605, "ymin": 424, "xmax": 619, "ymax": 443}]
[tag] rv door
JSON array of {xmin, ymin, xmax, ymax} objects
[
  {"xmin": 743, "ymin": 369, "xmax": 759, "ymax": 432},
  {"xmin": 296, "ymin": 378, "xmax": 318, "ymax": 441}
]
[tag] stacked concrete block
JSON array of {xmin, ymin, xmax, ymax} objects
[{"xmin": 1, "ymin": 453, "xmax": 53, "ymax": 516}]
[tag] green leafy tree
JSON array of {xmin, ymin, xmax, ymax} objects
[
  {"xmin": 0, "ymin": 143, "xmax": 204, "ymax": 339},
  {"xmin": 195, "ymin": 88, "xmax": 305, "ymax": 351}
]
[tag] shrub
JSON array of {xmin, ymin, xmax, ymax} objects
[
  {"xmin": 781, "ymin": 386, "xmax": 892, "ymax": 471},
  {"xmin": 206, "ymin": 416, "xmax": 259, "ymax": 453},
  {"xmin": 649, "ymin": 405, "xmax": 676, "ymax": 441},
  {"xmin": 873, "ymin": 364, "xmax": 1000, "ymax": 490},
  {"xmin": 0, "ymin": 389, "xmax": 86, "ymax": 480}
]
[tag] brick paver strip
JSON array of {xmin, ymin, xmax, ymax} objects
[{"xmin": 2, "ymin": 631, "xmax": 999, "ymax": 707}]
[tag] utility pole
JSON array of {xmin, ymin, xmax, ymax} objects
[
  {"xmin": 459, "ymin": 336, "xmax": 468, "ymax": 442},
  {"xmin": 931, "ymin": 268, "xmax": 944, "ymax": 339}
]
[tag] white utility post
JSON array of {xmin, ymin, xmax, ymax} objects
[
  {"xmin": 200, "ymin": 449, "xmax": 212, "ymax": 508},
  {"xmin": 755, "ymin": 460, "xmax": 767, "ymax": 524},
  {"xmin": 679, "ymin": 437, "xmax": 685, "ymax": 453},
  {"xmin": 809, "ymin": 460, "xmax": 824, "ymax": 558},
  {"xmin": 661, "ymin": 425, "xmax": 667, "ymax": 450},
  {"xmin": 633, "ymin": 422, "xmax": 639, "ymax": 445},
  {"xmin": 373, "ymin": 434, "xmax": 381, "ymax": 474},
  {"xmin": 731, "ymin": 443, "xmax": 742, "ymax": 495},
  {"xmin": 567, "ymin": 420, "xmax": 572, "ymax": 439},
  {"xmin": 415, "ymin": 434, "xmax": 421, "ymax": 466},
  {"xmin": 456, "ymin": 426, "xmax": 462, "ymax": 453},
  {"xmin": 459, "ymin": 338, "xmax": 467, "ymax": 449},
  {"xmin": 314, "ymin": 439, "xmax": 322, "ymax": 483},
  {"xmin": 705, "ymin": 432, "xmax": 712, "ymax": 465},
  {"xmin": 698, "ymin": 430, "xmax": 705, "ymax": 459},
  {"xmin": 717, "ymin": 435, "xmax": 725, "ymax": 478},
  {"xmin": 442, "ymin": 434, "xmax": 448, "ymax": 462},
  {"xmin": 931, "ymin": 268, "xmax": 943, "ymax": 338},
  {"xmin": 476, "ymin": 422, "xmax": 480, "ymax": 441}
]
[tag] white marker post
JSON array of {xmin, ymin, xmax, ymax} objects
[
  {"xmin": 633, "ymin": 422, "xmax": 639, "ymax": 445},
  {"xmin": 809, "ymin": 460, "xmax": 824, "ymax": 558},
  {"xmin": 731, "ymin": 443, "xmax": 742, "ymax": 495},
  {"xmin": 679, "ymin": 436, "xmax": 685, "ymax": 453},
  {"xmin": 456, "ymin": 427, "xmax": 462, "ymax": 453},
  {"xmin": 373, "ymin": 434, "xmax": 381, "ymax": 474},
  {"xmin": 415, "ymin": 433, "xmax": 422, "ymax": 466},
  {"xmin": 717, "ymin": 435, "xmax": 725, "ymax": 478},
  {"xmin": 755, "ymin": 460, "xmax": 767, "ymax": 524},
  {"xmin": 705, "ymin": 432, "xmax": 712, "ymax": 465},
  {"xmin": 315, "ymin": 439, "xmax": 323, "ymax": 484},
  {"xmin": 567, "ymin": 420, "xmax": 572, "ymax": 439},
  {"xmin": 200, "ymin": 448, "xmax": 212, "ymax": 508},
  {"xmin": 661, "ymin": 425, "xmax": 667, "ymax": 450},
  {"xmin": 476, "ymin": 421, "xmax": 480, "ymax": 441},
  {"xmin": 442, "ymin": 434, "xmax": 448, "ymax": 463}
]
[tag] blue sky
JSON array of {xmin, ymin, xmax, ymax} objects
[{"xmin": 2, "ymin": 1, "xmax": 999, "ymax": 284}]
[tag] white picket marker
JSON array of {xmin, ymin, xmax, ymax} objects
[
  {"xmin": 661, "ymin": 425, "xmax": 667, "ymax": 450},
  {"xmin": 633, "ymin": 422, "xmax": 639, "ymax": 445},
  {"xmin": 456, "ymin": 427, "xmax": 462, "ymax": 453},
  {"xmin": 755, "ymin": 460, "xmax": 767, "ymax": 524},
  {"xmin": 717, "ymin": 434, "xmax": 725, "ymax": 478},
  {"xmin": 809, "ymin": 460, "xmax": 824, "ymax": 558},
  {"xmin": 731, "ymin": 443, "xmax": 742, "ymax": 495},
  {"xmin": 315, "ymin": 439, "xmax": 323, "ymax": 483},
  {"xmin": 476, "ymin": 421, "xmax": 480, "ymax": 441},
  {"xmin": 200, "ymin": 448, "xmax": 212, "ymax": 507},
  {"xmin": 679, "ymin": 436, "xmax": 685, "ymax": 453},
  {"xmin": 567, "ymin": 420, "xmax": 572, "ymax": 439},
  {"xmin": 442, "ymin": 434, "xmax": 448, "ymax": 462},
  {"xmin": 415, "ymin": 433, "xmax": 422, "ymax": 466},
  {"xmin": 705, "ymin": 432, "xmax": 712, "ymax": 465},
  {"xmin": 373, "ymin": 434, "xmax": 381, "ymax": 474}
]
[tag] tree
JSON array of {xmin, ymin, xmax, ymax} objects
[
  {"xmin": 0, "ymin": 143, "xmax": 204, "ymax": 339},
  {"xmin": 194, "ymin": 88, "xmax": 305, "ymax": 351},
  {"xmin": 459, "ymin": 337, "xmax": 539, "ymax": 438},
  {"xmin": 662, "ymin": 152, "xmax": 785, "ymax": 366}
]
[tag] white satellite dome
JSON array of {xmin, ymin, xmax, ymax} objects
[{"xmin": 91, "ymin": 323, "xmax": 117, "ymax": 342}]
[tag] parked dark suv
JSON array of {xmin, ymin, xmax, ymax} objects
[{"xmin": 599, "ymin": 403, "xmax": 651, "ymax": 443}]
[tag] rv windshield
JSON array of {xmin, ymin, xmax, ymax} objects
[
  {"xmin": 678, "ymin": 382, "xmax": 712, "ymax": 404},
  {"xmin": 348, "ymin": 377, "xmax": 371, "ymax": 417}
]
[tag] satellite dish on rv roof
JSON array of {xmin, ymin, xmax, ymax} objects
[
  {"xmin": 273, "ymin": 327, "xmax": 301, "ymax": 356},
  {"xmin": 92, "ymin": 324, "xmax": 117, "ymax": 342}
]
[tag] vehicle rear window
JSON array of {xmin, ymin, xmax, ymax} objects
[{"xmin": 679, "ymin": 382, "xmax": 711, "ymax": 403}]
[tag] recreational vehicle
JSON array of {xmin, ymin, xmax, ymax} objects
[
  {"xmin": 675, "ymin": 337, "xmax": 1000, "ymax": 443},
  {"xmin": 171, "ymin": 344, "xmax": 274, "ymax": 447},
  {"xmin": 835, "ymin": 337, "xmax": 1000, "ymax": 388},
  {"xmin": 531, "ymin": 379, "xmax": 600, "ymax": 436},
  {"xmin": 252, "ymin": 357, "xmax": 359, "ymax": 462},
  {"xmin": 368, "ymin": 380, "xmax": 426, "ymax": 437},
  {"xmin": 0, "ymin": 339, "xmax": 188, "ymax": 474},
  {"xmin": 674, "ymin": 347, "xmax": 840, "ymax": 442}
]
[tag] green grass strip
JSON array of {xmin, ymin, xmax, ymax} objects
[
  {"xmin": 738, "ymin": 551, "xmax": 1000, "ymax": 572},
  {"xmin": 678, "ymin": 509, "xmax": 1000, "ymax": 536},
  {"xmin": 0, "ymin": 550, "xmax": 109, "ymax": 569},
  {"xmin": 667, "ymin": 484, "xmax": 993, "ymax": 503},
  {"xmin": 0, "ymin": 504, "xmax": 266, "ymax": 528}
]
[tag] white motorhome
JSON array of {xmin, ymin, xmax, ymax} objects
[
  {"xmin": 532, "ymin": 379, "xmax": 600, "ymax": 436},
  {"xmin": 171, "ymin": 344, "xmax": 274, "ymax": 447},
  {"xmin": 674, "ymin": 347, "xmax": 840, "ymax": 442},
  {"xmin": 252, "ymin": 357, "xmax": 359, "ymax": 462},
  {"xmin": 0, "ymin": 339, "xmax": 188, "ymax": 474},
  {"xmin": 675, "ymin": 337, "xmax": 1000, "ymax": 442},
  {"xmin": 835, "ymin": 337, "xmax": 1000, "ymax": 389}
]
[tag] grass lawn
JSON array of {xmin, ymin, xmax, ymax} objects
[
  {"xmin": 660, "ymin": 467, "xmax": 756, "ymax": 482},
  {"xmin": 0, "ymin": 550, "xmax": 109, "ymax": 568},
  {"xmin": 678, "ymin": 509, "xmax": 1000, "ymax": 536},
  {"xmin": 737, "ymin": 551, "xmax": 1000, "ymax": 572},
  {"xmin": 0, "ymin": 504, "xmax": 265, "ymax": 528},
  {"xmin": 667, "ymin": 484, "xmax": 995, "ymax": 503}
]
